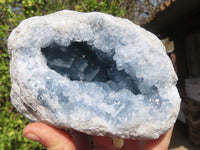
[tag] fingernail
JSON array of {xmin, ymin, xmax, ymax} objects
[{"xmin": 25, "ymin": 133, "xmax": 41, "ymax": 142}]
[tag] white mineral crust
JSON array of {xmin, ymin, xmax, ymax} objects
[{"xmin": 8, "ymin": 10, "xmax": 181, "ymax": 139}]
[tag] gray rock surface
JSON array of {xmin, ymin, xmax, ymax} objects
[{"xmin": 8, "ymin": 10, "xmax": 181, "ymax": 139}]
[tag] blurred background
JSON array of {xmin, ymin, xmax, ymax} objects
[{"xmin": 0, "ymin": 0, "xmax": 200, "ymax": 149}]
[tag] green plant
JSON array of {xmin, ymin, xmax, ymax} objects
[
  {"xmin": 0, "ymin": 102, "xmax": 45, "ymax": 150},
  {"xmin": 73, "ymin": 0, "xmax": 124, "ymax": 16}
]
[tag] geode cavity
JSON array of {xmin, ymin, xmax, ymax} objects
[{"xmin": 8, "ymin": 10, "xmax": 181, "ymax": 139}]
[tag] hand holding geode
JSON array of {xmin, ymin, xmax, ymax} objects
[{"xmin": 8, "ymin": 10, "xmax": 181, "ymax": 139}]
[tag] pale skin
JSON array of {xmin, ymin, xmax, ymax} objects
[{"xmin": 23, "ymin": 122, "xmax": 173, "ymax": 150}]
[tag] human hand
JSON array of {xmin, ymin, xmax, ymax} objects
[{"xmin": 23, "ymin": 122, "xmax": 173, "ymax": 150}]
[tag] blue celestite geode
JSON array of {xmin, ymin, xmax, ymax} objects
[{"xmin": 8, "ymin": 10, "xmax": 181, "ymax": 139}]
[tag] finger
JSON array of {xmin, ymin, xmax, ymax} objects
[
  {"xmin": 93, "ymin": 136, "xmax": 144, "ymax": 150},
  {"xmin": 122, "ymin": 139, "xmax": 145, "ymax": 150},
  {"xmin": 70, "ymin": 129, "xmax": 90, "ymax": 150},
  {"xmin": 93, "ymin": 135, "xmax": 116, "ymax": 150},
  {"xmin": 23, "ymin": 122, "xmax": 76, "ymax": 150},
  {"xmin": 143, "ymin": 127, "xmax": 174, "ymax": 150}
]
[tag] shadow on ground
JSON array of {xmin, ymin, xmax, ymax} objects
[{"xmin": 169, "ymin": 121, "xmax": 199, "ymax": 150}]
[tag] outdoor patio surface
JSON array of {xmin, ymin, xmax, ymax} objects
[{"xmin": 169, "ymin": 121, "xmax": 199, "ymax": 150}]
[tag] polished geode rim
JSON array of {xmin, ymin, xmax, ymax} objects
[{"xmin": 8, "ymin": 10, "xmax": 181, "ymax": 139}]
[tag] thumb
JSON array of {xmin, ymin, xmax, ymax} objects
[{"xmin": 23, "ymin": 122, "xmax": 76, "ymax": 150}]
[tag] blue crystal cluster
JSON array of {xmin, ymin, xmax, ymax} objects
[{"xmin": 42, "ymin": 42, "xmax": 140, "ymax": 94}]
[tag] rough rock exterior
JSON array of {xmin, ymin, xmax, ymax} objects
[{"xmin": 8, "ymin": 10, "xmax": 181, "ymax": 139}]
